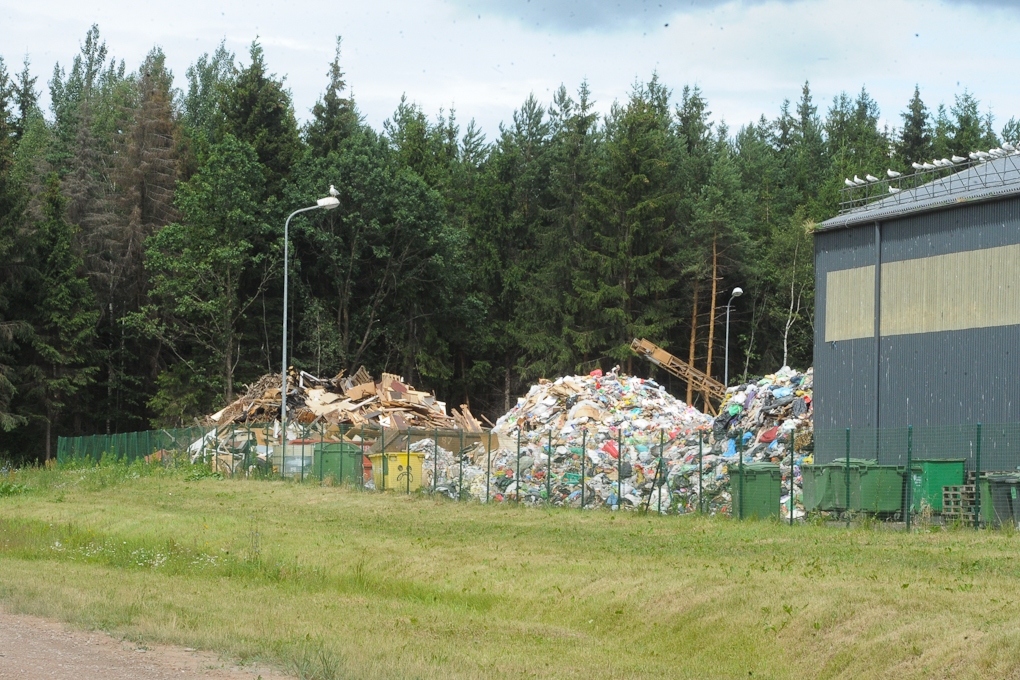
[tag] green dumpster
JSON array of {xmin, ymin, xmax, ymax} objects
[
  {"xmin": 732, "ymin": 462, "xmax": 782, "ymax": 519},
  {"xmin": 314, "ymin": 442, "xmax": 364, "ymax": 484},
  {"xmin": 985, "ymin": 474, "xmax": 1020, "ymax": 529},
  {"xmin": 801, "ymin": 464, "xmax": 831, "ymax": 511},
  {"xmin": 908, "ymin": 459, "xmax": 965, "ymax": 513},
  {"xmin": 827, "ymin": 459, "xmax": 903, "ymax": 514}
]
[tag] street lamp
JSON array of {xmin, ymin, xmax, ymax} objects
[
  {"xmin": 724, "ymin": 287, "xmax": 743, "ymax": 387},
  {"xmin": 281, "ymin": 193, "xmax": 340, "ymax": 475}
]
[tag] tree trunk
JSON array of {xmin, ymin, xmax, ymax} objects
[
  {"xmin": 687, "ymin": 282, "xmax": 699, "ymax": 405},
  {"xmin": 504, "ymin": 362, "xmax": 511, "ymax": 413},
  {"xmin": 45, "ymin": 415, "xmax": 52, "ymax": 462},
  {"xmin": 705, "ymin": 236, "xmax": 718, "ymax": 382}
]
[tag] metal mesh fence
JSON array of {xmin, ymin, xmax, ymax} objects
[{"xmin": 56, "ymin": 422, "xmax": 1020, "ymax": 529}]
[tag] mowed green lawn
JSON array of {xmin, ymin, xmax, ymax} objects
[{"xmin": 1, "ymin": 463, "xmax": 1019, "ymax": 680}]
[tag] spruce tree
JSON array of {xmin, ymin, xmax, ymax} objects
[
  {"xmin": 220, "ymin": 41, "xmax": 302, "ymax": 195},
  {"xmin": 895, "ymin": 85, "xmax": 932, "ymax": 169},
  {"xmin": 306, "ymin": 37, "xmax": 360, "ymax": 158}
]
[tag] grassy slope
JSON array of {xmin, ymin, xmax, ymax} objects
[{"xmin": 1, "ymin": 464, "xmax": 1019, "ymax": 680}]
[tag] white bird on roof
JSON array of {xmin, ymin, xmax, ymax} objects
[
  {"xmin": 932, "ymin": 159, "xmax": 947, "ymax": 167},
  {"xmin": 887, "ymin": 169, "xmax": 902, "ymax": 178},
  {"xmin": 865, "ymin": 174, "xmax": 879, "ymax": 182},
  {"xmin": 912, "ymin": 162, "xmax": 924, "ymax": 170},
  {"xmin": 1003, "ymin": 142, "xmax": 1017, "ymax": 152},
  {"xmin": 853, "ymin": 175, "xmax": 867, "ymax": 185},
  {"xmin": 889, "ymin": 186, "xmax": 901, "ymax": 194},
  {"xmin": 329, "ymin": 184, "xmax": 339, "ymax": 197},
  {"xmin": 951, "ymin": 155, "xmax": 967, "ymax": 163},
  {"xmin": 969, "ymin": 152, "xmax": 980, "ymax": 160},
  {"xmin": 976, "ymin": 150, "xmax": 991, "ymax": 159},
  {"xmin": 844, "ymin": 178, "xmax": 856, "ymax": 188},
  {"xmin": 941, "ymin": 158, "xmax": 953, "ymax": 166},
  {"xmin": 922, "ymin": 162, "xmax": 937, "ymax": 170}
]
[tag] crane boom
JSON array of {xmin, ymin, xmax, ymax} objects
[{"xmin": 630, "ymin": 338, "xmax": 726, "ymax": 413}]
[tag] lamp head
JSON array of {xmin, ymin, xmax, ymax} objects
[
  {"xmin": 316, "ymin": 196, "xmax": 340, "ymax": 209},
  {"xmin": 732, "ymin": 287, "xmax": 743, "ymax": 298}
]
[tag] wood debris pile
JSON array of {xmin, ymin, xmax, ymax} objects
[{"xmin": 207, "ymin": 367, "xmax": 483, "ymax": 431}]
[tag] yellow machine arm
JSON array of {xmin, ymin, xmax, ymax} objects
[{"xmin": 630, "ymin": 338, "xmax": 726, "ymax": 414}]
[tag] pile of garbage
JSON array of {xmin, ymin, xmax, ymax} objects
[
  {"xmin": 414, "ymin": 368, "xmax": 813, "ymax": 517},
  {"xmin": 710, "ymin": 366, "xmax": 814, "ymax": 517},
  {"xmin": 207, "ymin": 366, "xmax": 482, "ymax": 431}
]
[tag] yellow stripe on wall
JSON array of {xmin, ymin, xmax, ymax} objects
[
  {"xmin": 825, "ymin": 265, "xmax": 875, "ymax": 342},
  {"xmin": 880, "ymin": 243, "xmax": 1020, "ymax": 336}
]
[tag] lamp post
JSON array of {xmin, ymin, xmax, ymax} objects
[
  {"xmin": 724, "ymin": 287, "xmax": 743, "ymax": 387},
  {"xmin": 281, "ymin": 193, "xmax": 340, "ymax": 475}
]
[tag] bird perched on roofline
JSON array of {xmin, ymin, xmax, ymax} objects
[
  {"xmin": 922, "ymin": 162, "xmax": 936, "ymax": 170},
  {"xmin": 952, "ymin": 155, "xmax": 967, "ymax": 163},
  {"xmin": 889, "ymin": 187, "xmax": 901, "ymax": 194},
  {"xmin": 1003, "ymin": 142, "xmax": 1017, "ymax": 153},
  {"xmin": 844, "ymin": 178, "xmax": 855, "ymax": 188},
  {"xmin": 887, "ymin": 169, "xmax": 901, "ymax": 178},
  {"xmin": 865, "ymin": 174, "xmax": 879, "ymax": 182},
  {"xmin": 329, "ymin": 184, "xmax": 340, "ymax": 197},
  {"xmin": 912, "ymin": 162, "xmax": 924, "ymax": 170},
  {"xmin": 853, "ymin": 175, "xmax": 866, "ymax": 185}
]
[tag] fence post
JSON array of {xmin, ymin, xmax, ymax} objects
[
  {"xmin": 319, "ymin": 422, "xmax": 325, "ymax": 483},
  {"xmin": 658, "ymin": 429, "xmax": 665, "ymax": 515},
  {"xmin": 975, "ymin": 422, "xmax": 982, "ymax": 530},
  {"xmin": 617, "ymin": 427, "xmax": 623, "ymax": 509},
  {"xmin": 789, "ymin": 436, "xmax": 795, "ymax": 527},
  {"xmin": 905, "ymin": 425, "xmax": 913, "ymax": 531},
  {"xmin": 486, "ymin": 431, "xmax": 491, "ymax": 504},
  {"xmin": 845, "ymin": 428, "xmax": 851, "ymax": 528},
  {"xmin": 434, "ymin": 427, "xmax": 440, "ymax": 494},
  {"xmin": 380, "ymin": 428, "xmax": 386, "ymax": 492},
  {"xmin": 458, "ymin": 429, "xmax": 464, "ymax": 501},
  {"xmin": 546, "ymin": 430, "xmax": 552, "ymax": 505},
  {"xmin": 407, "ymin": 427, "xmax": 412, "ymax": 495},
  {"xmin": 698, "ymin": 431, "xmax": 704, "ymax": 514},
  {"xmin": 516, "ymin": 428, "xmax": 522, "ymax": 504},
  {"xmin": 360, "ymin": 425, "xmax": 366, "ymax": 489},
  {"xmin": 580, "ymin": 430, "xmax": 587, "ymax": 510},
  {"xmin": 737, "ymin": 430, "xmax": 744, "ymax": 521}
]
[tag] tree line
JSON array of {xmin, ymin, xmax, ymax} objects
[{"xmin": 0, "ymin": 26, "xmax": 1011, "ymax": 461}]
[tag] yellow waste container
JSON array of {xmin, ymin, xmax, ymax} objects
[{"xmin": 368, "ymin": 451, "xmax": 425, "ymax": 492}]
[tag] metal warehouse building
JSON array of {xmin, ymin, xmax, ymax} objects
[{"xmin": 813, "ymin": 155, "xmax": 1020, "ymax": 469}]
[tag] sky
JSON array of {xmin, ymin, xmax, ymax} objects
[{"xmin": 2, "ymin": 0, "xmax": 1020, "ymax": 142}]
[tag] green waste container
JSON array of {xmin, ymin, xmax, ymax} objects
[
  {"xmin": 908, "ymin": 459, "xmax": 965, "ymax": 513},
  {"xmin": 828, "ymin": 459, "xmax": 904, "ymax": 514},
  {"xmin": 985, "ymin": 474, "xmax": 1020, "ymax": 529},
  {"xmin": 732, "ymin": 462, "xmax": 782, "ymax": 519},
  {"xmin": 804, "ymin": 459, "xmax": 876, "ymax": 512},
  {"xmin": 314, "ymin": 442, "xmax": 364, "ymax": 484}
]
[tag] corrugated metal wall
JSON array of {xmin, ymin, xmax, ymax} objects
[{"xmin": 814, "ymin": 197, "xmax": 1020, "ymax": 466}]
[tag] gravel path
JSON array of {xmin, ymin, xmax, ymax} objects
[{"xmin": 0, "ymin": 608, "xmax": 294, "ymax": 679}]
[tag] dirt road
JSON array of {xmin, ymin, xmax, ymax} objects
[{"xmin": 0, "ymin": 608, "xmax": 294, "ymax": 679}]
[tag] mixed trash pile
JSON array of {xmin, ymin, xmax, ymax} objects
[{"xmin": 419, "ymin": 367, "xmax": 814, "ymax": 516}]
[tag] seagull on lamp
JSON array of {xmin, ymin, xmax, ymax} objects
[
  {"xmin": 865, "ymin": 174, "xmax": 879, "ymax": 182},
  {"xmin": 887, "ymin": 169, "xmax": 902, "ymax": 178},
  {"xmin": 329, "ymin": 184, "xmax": 340, "ymax": 197}
]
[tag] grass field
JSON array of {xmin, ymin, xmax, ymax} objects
[{"xmin": 1, "ymin": 462, "xmax": 1020, "ymax": 679}]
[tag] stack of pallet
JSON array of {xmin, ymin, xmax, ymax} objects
[{"xmin": 942, "ymin": 484, "xmax": 977, "ymax": 522}]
